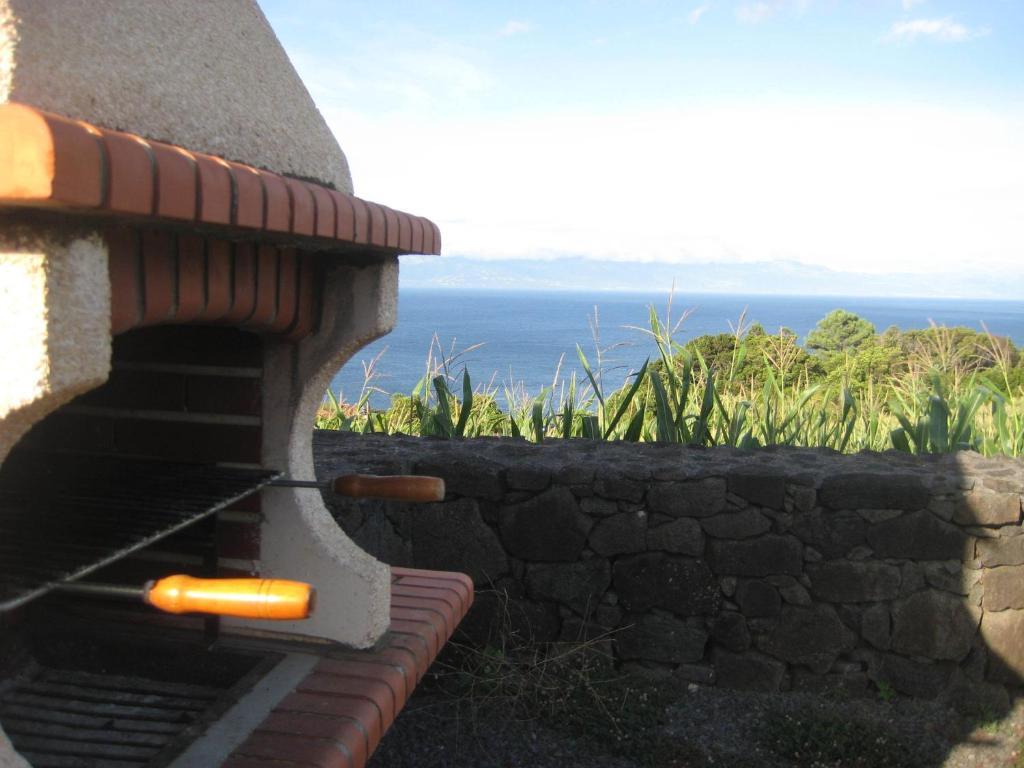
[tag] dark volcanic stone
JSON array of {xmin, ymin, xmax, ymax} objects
[
  {"xmin": 807, "ymin": 561, "xmax": 901, "ymax": 603},
  {"xmin": 706, "ymin": 535, "xmax": 803, "ymax": 576},
  {"xmin": 790, "ymin": 510, "xmax": 865, "ymax": 559},
  {"xmin": 410, "ymin": 499, "xmax": 508, "ymax": 583},
  {"xmin": 861, "ymin": 603, "xmax": 891, "ymax": 650},
  {"xmin": 646, "ymin": 518, "xmax": 705, "ymax": 556},
  {"xmin": 613, "ymin": 553, "xmax": 721, "ymax": 616},
  {"xmin": 700, "ymin": 510, "xmax": 772, "ymax": 539},
  {"xmin": 761, "ymin": 604, "xmax": 853, "ymax": 673},
  {"xmin": 616, "ymin": 613, "xmax": 708, "ymax": 663},
  {"xmin": 953, "ymin": 491, "xmax": 1021, "ymax": 526},
  {"xmin": 525, "ymin": 559, "xmax": 612, "ymax": 615},
  {"xmin": 875, "ymin": 653, "xmax": 955, "ymax": 698},
  {"xmin": 978, "ymin": 536, "xmax": 1024, "ymax": 567},
  {"xmin": 727, "ymin": 470, "xmax": 786, "ymax": 508},
  {"xmin": 711, "ymin": 611, "xmax": 751, "ymax": 652},
  {"xmin": 866, "ymin": 511, "xmax": 969, "ymax": 561},
  {"xmin": 735, "ymin": 580, "xmax": 781, "ymax": 618},
  {"xmin": 891, "ymin": 590, "xmax": 980, "ymax": 661},
  {"xmin": 498, "ymin": 487, "xmax": 590, "ymax": 562},
  {"xmin": 588, "ymin": 512, "xmax": 646, "ymax": 556},
  {"xmin": 713, "ymin": 649, "xmax": 786, "ymax": 692},
  {"xmin": 819, "ymin": 473, "xmax": 929, "ymax": 511},
  {"xmin": 415, "ymin": 456, "xmax": 505, "ymax": 500},
  {"xmin": 647, "ymin": 478, "xmax": 726, "ymax": 518}
]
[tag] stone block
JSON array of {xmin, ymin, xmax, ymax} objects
[
  {"xmin": 594, "ymin": 474, "xmax": 645, "ymax": 502},
  {"xmin": 891, "ymin": 590, "xmax": 980, "ymax": 661},
  {"xmin": 922, "ymin": 561, "xmax": 979, "ymax": 596},
  {"xmin": 415, "ymin": 456, "xmax": 505, "ymax": 500},
  {"xmin": 861, "ymin": 603, "xmax": 891, "ymax": 650},
  {"xmin": 819, "ymin": 473, "xmax": 929, "ymax": 511},
  {"xmin": 525, "ymin": 559, "xmax": 611, "ymax": 615},
  {"xmin": 498, "ymin": 487, "xmax": 590, "ymax": 562},
  {"xmin": 792, "ymin": 670, "xmax": 873, "ymax": 698},
  {"xmin": 580, "ymin": 496, "xmax": 618, "ymax": 517},
  {"xmin": 505, "ymin": 464, "xmax": 551, "ymax": 491},
  {"xmin": 613, "ymin": 553, "xmax": 721, "ymax": 616},
  {"xmin": 807, "ymin": 561, "xmax": 901, "ymax": 603},
  {"xmin": 954, "ymin": 491, "xmax": 1021, "ymax": 526},
  {"xmin": 647, "ymin": 517, "xmax": 705, "ymax": 556},
  {"xmin": 978, "ymin": 536, "xmax": 1024, "ymax": 567},
  {"xmin": 874, "ymin": 653, "xmax": 954, "ymax": 698},
  {"xmin": 980, "ymin": 608, "xmax": 1024, "ymax": 684},
  {"xmin": 736, "ymin": 580, "xmax": 781, "ymax": 618},
  {"xmin": 760, "ymin": 604, "xmax": 854, "ymax": 673},
  {"xmin": 647, "ymin": 478, "xmax": 726, "ymax": 518},
  {"xmin": 727, "ymin": 470, "xmax": 786, "ymax": 508},
  {"xmin": 700, "ymin": 510, "xmax": 772, "ymax": 539},
  {"xmin": 865, "ymin": 511, "xmax": 969, "ymax": 561},
  {"xmin": 711, "ymin": 611, "xmax": 751, "ymax": 652},
  {"xmin": 706, "ymin": 535, "xmax": 803, "ymax": 577},
  {"xmin": 712, "ymin": 649, "xmax": 786, "ymax": 692},
  {"xmin": 616, "ymin": 613, "xmax": 708, "ymax": 664},
  {"xmin": 588, "ymin": 511, "xmax": 646, "ymax": 556},
  {"xmin": 983, "ymin": 565, "xmax": 1024, "ymax": 611},
  {"xmin": 790, "ymin": 485, "xmax": 817, "ymax": 513},
  {"xmin": 409, "ymin": 498, "xmax": 508, "ymax": 584},
  {"xmin": 791, "ymin": 510, "xmax": 865, "ymax": 559}
]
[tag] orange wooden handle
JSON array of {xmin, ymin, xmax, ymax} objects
[
  {"xmin": 331, "ymin": 474, "xmax": 445, "ymax": 502},
  {"xmin": 144, "ymin": 575, "xmax": 315, "ymax": 620}
]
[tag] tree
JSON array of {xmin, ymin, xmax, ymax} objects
[{"xmin": 805, "ymin": 310, "xmax": 876, "ymax": 355}]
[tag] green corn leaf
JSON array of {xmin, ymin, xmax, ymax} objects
[
  {"xmin": 604, "ymin": 359, "xmax": 649, "ymax": 439},
  {"xmin": 454, "ymin": 369, "xmax": 473, "ymax": 437},
  {"xmin": 650, "ymin": 371, "xmax": 677, "ymax": 443},
  {"xmin": 576, "ymin": 344, "xmax": 605, "ymax": 408}
]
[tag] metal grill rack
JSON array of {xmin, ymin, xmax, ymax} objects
[{"xmin": 0, "ymin": 453, "xmax": 280, "ymax": 612}]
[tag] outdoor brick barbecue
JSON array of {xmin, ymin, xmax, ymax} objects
[{"xmin": 0, "ymin": 3, "xmax": 470, "ymax": 766}]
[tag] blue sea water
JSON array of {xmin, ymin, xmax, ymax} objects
[{"xmin": 330, "ymin": 290, "xmax": 1024, "ymax": 408}]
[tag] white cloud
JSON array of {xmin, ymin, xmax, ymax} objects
[
  {"xmin": 499, "ymin": 20, "xmax": 531, "ymax": 37},
  {"xmin": 886, "ymin": 17, "xmax": 988, "ymax": 43},
  {"xmin": 324, "ymin": 103, "xmax": 1024, "ymax": 280},
  {"xmin": 689, "ymin": 4, "xmax": 711, "ymax": 25}
]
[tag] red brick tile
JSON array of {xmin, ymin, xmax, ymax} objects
[
  {"xmin": 102, "ymin": 130, "xmax": 155, "ymax": 215},
  {"xmin": 391, "ymin": 594, "xmax": 456, "ymax": 639},
  {"xmin": 381, "ymin": 206, "xmax": 400, "ymax": 249},
  {"xmin": 297, "ymin": 672, "xmax": 395, "ymax": 727},
  {"xmin": 277, "ymin": 692, "xmax": 381, "ymax": 753},
  {"xmin": 396, "ymin": 212, "xmax": 412, "ymax": 252},
  {"xmin": 268, "ymin": 248, "xmax": 299, "ymax": 334},
  {"xmin": 248, "ymin": 245, "xmax": 280, "ymax": 329},
  {"xmin": 195, "ymin": 153, "xmax": 233, "ymax": 225},
  {"xmin": 309, "ymin": 184, "xmax": 336, "ymax": 238},
  {"xmin": 391, "ymin": 584, "xmax": 463, "ymax": 624},
  {"xmin": 203, "ymin": 239, "xmax": 234, "ymax": 321},
  {"xmin": 54, "ymin": 116, "xmax": 106, "ymax": 207},
  {"xmin": 140, "ymin": 229, "xmax": 176, "ymax": 324},
  {"xmin": 410, "ymin": 216, "xmax": 425, "ymax": 253},
  {"xmin": 285, "ymin": 253, "xmax": 317, "ymax": 341},
  {"xmin": 366, "ymin": 202, "xmax": 387, "ymax": 248},
  {"xmin": 391, "ymin": 567, "xmax": 473, "ymax": 604},
  {"xmin": 176, "ymin": 232, "xmax": 207, "ymax": 322},
  {"xmin": 390, "ymin": 606, "xmax": 446, "ymax": 648},
  {"xmin": 216, "ymin": 520, "xmax": 261, "ymax": 561},
  {"xmin": 349, "ymin": 198, "xmax": 370, "ymax": 244},
  {"xmin": 315, "ymin": 658, "xmax": 408, "ymax": 710},
  {"xmin": 285, "ymin": 179, "xmax": 316, "ymax": 236},
  {"xmin": 236, "ymin": 731, "xmax": 350, "ymax": 768},
  {"xmin": 186, "ymin": 374, "xmax": 261, "ymax": 415},
  {"xmin": 382, "ymin": 634, "xmax": 430, "ymax": 682},
  {"xmin": 106, "ymin": 226, "xmax": 142, "ymax": 334},
  {"xmin": 230, "ymin": 162, "xmax": 266, "ymax": 229},
  {"xmin": 225, "ymin": 243, "xmax": 257, "ymax": 324},
  {"xmin": 260, "ymin": 712, "xmax": 366, "ymax": 768},
  {"xmin": 419, "ymin": 217, "xmax": 435, "ymax": 254},
  {"xmin": 388, "ymin": 618, "xmax": 440, "ymax": 658},
  {"xmin": 151, "ymin": 142, "xmax": 197, "ymax": 221},
  {"xmin": 261, "ymin": 171, "xmax": 292, "ymax": 233},
  {"xmin": 428, "ymin": 220, "xmax": 442, "ymax": 254},
  {"xmin": 331, "ymin": 190, "xmax": 356, "ymax": 242}
]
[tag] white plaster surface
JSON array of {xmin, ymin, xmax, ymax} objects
[
  {"xmin": 0, "ymin": 0, "xmax": 352, "ymax": 192},
  {"xmin": 227, "ymin": 258, "xmax": 399, "ymax": 647},
  {"xmin": 0, "ymin": 223, "xmax": 110, "ymax": 464}
]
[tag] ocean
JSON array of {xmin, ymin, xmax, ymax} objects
[{"xmin": 329, "ymin": 290, "xmax": 1024, "ymax": 407}]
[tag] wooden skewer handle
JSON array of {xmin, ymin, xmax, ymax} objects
[
  {"xmin": 144, "ymin": 575, "xmax": 315, "ymax": 620},
  {"xmin": 331, "ymin": 474, "xmax": 445, "ymax": 502}
]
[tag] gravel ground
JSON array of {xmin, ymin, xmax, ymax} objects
[{"xmin": 369, "ymin": 674, "xmax": 1024, "ymax": 768}]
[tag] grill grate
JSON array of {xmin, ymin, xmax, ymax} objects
[{"xmin": 0, "ymin": 453, "xmax": 279, "ymax": 612}]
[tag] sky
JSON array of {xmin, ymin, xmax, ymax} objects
[{"xmin": 259, "ymin": 1, "xmax": 1024, "ymax": 297}]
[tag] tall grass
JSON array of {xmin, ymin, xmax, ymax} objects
[{"xmin": 317, "ymin": 304, "xmax": 1024, "ymax": 457}]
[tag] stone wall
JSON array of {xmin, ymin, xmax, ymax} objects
[{"xmin": 314, "ymin": 431, "xmax": 1024, "ymax": 704}]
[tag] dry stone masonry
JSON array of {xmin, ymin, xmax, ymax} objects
[{"xmin": 314, "ymin": 431, "xmax": 1024, "ymax": 706}]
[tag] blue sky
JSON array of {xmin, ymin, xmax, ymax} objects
[{"xmin": 260, "ymin": 1, "xmax": 1024, "ymax": 296}]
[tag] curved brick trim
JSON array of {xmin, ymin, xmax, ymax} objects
[
  {"xmin": 0, "ymin": 104, "xmax": 441, "ymax": 256},
  {"xmin": 224, "ymin": 569, "xmax": 473, "ymax": 768},
  {"xmin": 106, "ymin": 225, "xmax": 320, "ymax": 340}
]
